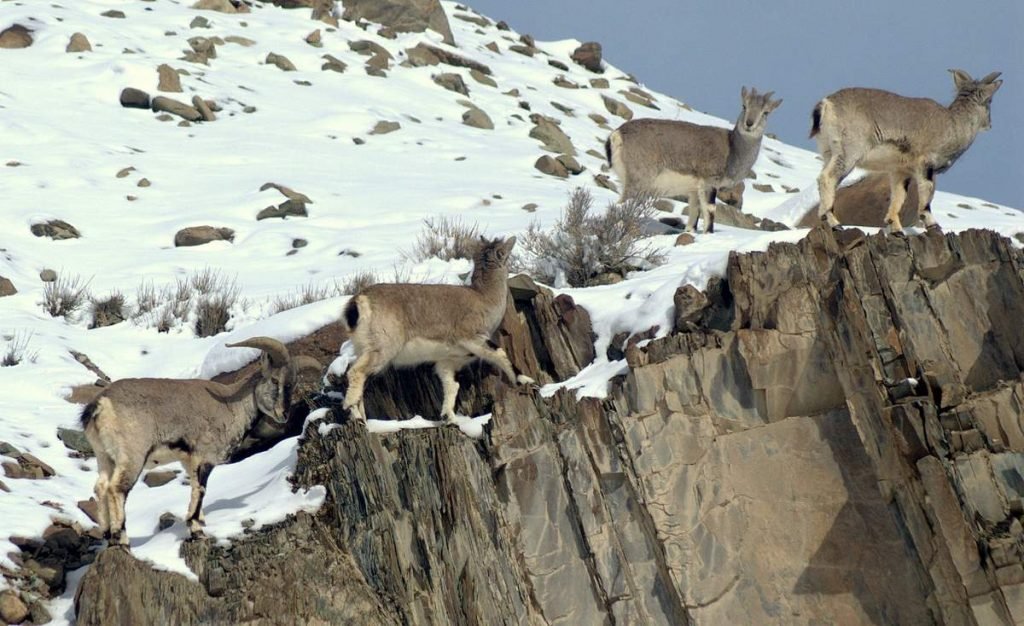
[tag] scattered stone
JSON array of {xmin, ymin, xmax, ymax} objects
[
  {"xmin": 377, "ymin": 26, "xmax": 397, "ymax": 39},
  {"xmin": 461, "ymin": 106, "xmax": 493, "ymax": 130},
  {"xmin": 622, "ymin": 89, "xmax": 658, "ymax": 109},
  {"xmin": 585, "ymin": 149, "xmax": 604, "ymax": 161},
  {"xmin": 411, "ymin": 43, "xmax": 491, "ymax": 74},
  {"xmin": 31, "ymin": 219, "xmax": 80, "ymax": 240},
  {"xmin": 257, "ymin": 200, "xmax": 308, "ymax": 220},
  {"xmin": 593, "ymin": 174, "xmax": 617, "ymax": 192},
  {"xmin": 78, "ymin": 498, "xmax": 99, "ymax": 523},
  {"xmin": 601, "ymin": 95, "xmax": 633, "ymax": 120},
  {"xmin": 157, "ymin": 64, "xmax": 182, "ymax": 92},
  {"xmin": 185, "ymin": 36, "xmax": 217, "ymax": 64},
  {"xmin": 571, "ymin": 41, "xmax": 602, "ymax": 72},
  {"xmin": 553, "ymin": 76, "xmax": 579, "ymax": 89},
  {"xmin": 556, "ymin": 154, "xmax": 583, "ymax": 175},
  {"xmin": 781, "ymin": 185, "xmax": 800, "ymax": 193},
  {"xmin": 0, "ymin": 590, "xmax": 29, "ymax": 625},
  {"xmin": 151, "ymin": 96, "xmax": 203, "ymax": 122},
  {"xmin": 5, "ymin": 161, "xmax": 22, "ymax": 167},
  {"xmin": 292, "ymin": 238, "xmax": 308, "ymax": 249},
  {"xmin": 190, "ymin": 16, "xmax": 211, "ymax": 29},
  {"xmin": 143, "ymin": 470, "xmax": 179, "ymax": 488},
  {"xmin": 341, "ymin": 0, "xmax": 454, "ymax": 45},
  {"xmin": 588, "ymin": 112, "xmax": 609, "ymax": 128},
  {"xmin": 158, "ymin": 512, "xmax": 178, "ymax": 531},
  {"xmin": 485, "ymin": 41, "xmax": 499, "ymax": 53},
  {"xmin": 0, "ymin": 24, "xmax": 32, "ymax": 49},
  {"xmin": 66, "ymin": 32, "xmax": 92, "ymax": 53},
  {"xmin": 3, "ymin": 452, "xmax": 56, "ymax": 479},
  {"xmin": 550, "ymin": 101, "xmax": 575, "ymax": 116},
  {"xmin": 225, "ymin": 35, "xmax": 256, "ymax": 46},
  {"xmin": 522, "ymin": 203, "xmax": 538, "ymax": 212},
  {"xmin": 590, "ymin": 78, "xmax": 609, "ymax": 89},
  {"xmin": 101, "ymin": 9, "xmax": 127, "ymax": 18},
  {"xmin": 520, "ymin": 34, "xmax": 536, "ymax": 47},
  {"xmin": 535, "ymin": 155, "xmax": 568, "ymax": 178},
  {"xmin": 119, "ymin": 87, "xmax": 151, "ymax": 109},
  {"xmin": 433, "ymin": 72, "xmax": 469, "ymax": 95},
  {"xmin": 453, "ymin": 12, "xmax": 489, "ymax": 27},
  {"xmin": 266, "ymin": 52, "xmax": 297, "ymax": 71},
  {"xmin": 192, "ymin": 96, "xmax": 216, "ymax": 121},
  {"xmin": 173, "ymin": 226, "xmax": 234, "ymax": 247},
  {"xmin": 305, "ymin": 29, "xmax": 322, "ymax": 47},
  {"xmin": 529, "ymin": 114, "xmax": 575, "ymax": 155},
  {"xmin": 0, "ymin": 276, "xmax": 15, "ymax": 297},
  {"xmin": 496, "ymin": 20, "xmax": 510, "ymax": 31},
  {"xmin": 57, "ymin": 428, "xmax": 93, "ymax": 456},
  {"xmin": 548, "ymin": 59, "xmax": 569, "ymax": 71},
  {"xmin": 674, "ymin": 232, "xmax": 696, "ymax": 246},
  {"xmin": 405, "ymin": 44, "xmax": 440, "ymax": 66},
  {"xmin": 718, "ymin": 181, "xmax": 744, "ymax": 208},
  {"xmin": 369, "ymin": 120, "xmax": 400, "ymax": 135},
  {"xmin": 654, "ymin": 199, "xmax": 675, "ymax": 213},
  {"xmin": 508, "ymin": 44, "xmax": 534, "ymax": 57},
  {"xmin": 39, "ymin": 269, "xmax": 57, "ymax": 282},
  {"xmin": 469, "ymin": 69, "xmax": 496, "ymax": 88},
  {"xmin": 259, "ymin": 182, "xmax": 312, "ymax": 205},
  {"xmin": 352, "ymin": 137, "xmax": 365, "ymax": 145},
  {"xmin": 321, "ymin": 54, "xmax": 347, "ymax": 73},
  {"xmin": 192, "ymin": 0, "xmax": 245, "ymax": 12},
  {"xmin": 673, "ymin": 284, "xmax": 707, "ymax": 331}
]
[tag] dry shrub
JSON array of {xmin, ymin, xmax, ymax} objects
[
  {"xmin": 90, "ymin": 292, "xmax": 127, "ymax": 329},
  {"xmin": 42, "ymin": 274, "xmax": 91, "ymax": 319},
  {"xmin": 520, "ymin": 189, "xmax": 664, "ymax": 287},
  {"xmin": 2, "ymin": 331, "xmax": 38, "ymax": 367},
  {"xmin": 406, "ymin": 216, "xmax": 482, "ymax": 262},
  {"xmin": 337, "ymin": 270, "xmax": 379, "ymax": 295},
  {"xmin": 194, "ymin": 275, "xmax": 240, "ymax": 338}
]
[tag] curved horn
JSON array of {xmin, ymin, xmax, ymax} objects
[
  {"xmin": 226, "ymin": 336, "xmax": 290, "ymax": 368},
  {"xmin": 980, "ymin": 71, "xmax": 1002, "ymax": 84},
  {"xmin": 291, "ymin": 355, "xmax": 324, "ymax": 377}
]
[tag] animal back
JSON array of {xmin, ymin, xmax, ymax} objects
[{"xmin": 618, "ymin": 119, "xmax": 731, "ymax": 180}]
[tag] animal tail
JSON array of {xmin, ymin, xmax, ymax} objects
[
  {"xmin": 809, "ymin": 102, "xmax": 823, "ymax": 138},
  {"xmin": 343, "ymin": 298, "xmax": 360, "ymax": 330},
  {"xmin": 80, "ymin": 399, "xmax": 99, "ymax": 429},
  {"xmin": 604, "ymin": 135, "xmax": 612, "ymax": 166}
]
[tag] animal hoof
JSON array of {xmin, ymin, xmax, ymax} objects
[{"xmin": 516, "ymin": 374, "xmax": 536, "ymax": 385}]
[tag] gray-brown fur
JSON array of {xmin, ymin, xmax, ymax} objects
[
  {"xmin": 342, "ymin": 236, "xmax": 532, "ymax": 421},
  {"xmin": 813, "ymin": 69, "xmax": 1002, "ymax": 232},
  {"xmin": 81, "ymin": 337, "xmax": 321, "ymax": 546},
  {"xmin": 607, "ymin": 87, "xmax": 781, "ymax": 233}
]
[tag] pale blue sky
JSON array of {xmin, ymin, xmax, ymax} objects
[{"xmin": 467, "ymin": 0, "xmax": 1023, "ymax": 208}]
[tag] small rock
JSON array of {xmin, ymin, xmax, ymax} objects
[
  {"xmin": 521, "ymin": 203, "xmax": 538, "ymax": 213},
  {"xmin": 433, "ymin": 72, "xmax": 469, "ymax": 95},
  {"xmin": 602, "ymin": 95, "xmax": 633, "ymax": 120},
  {"xmin": 588, "ymin": 112, "xmax": 609, "ymax": 128},
  {"xmin": 119, "ymin": 87, "xmax": 151, "ymax": 109},
  {"xmin": 101, "ymin": 9, "xmax": 126, "ymax": 18},
  {"xmin": 485, "ymin": 41, "xmax": 499, "ymax": 53},
  {"xmin": 461, "ymin": 107, "xmax": 493, "ymax": 130},
  {"xmin": 157, "ymin": 64, "xmax": 182, "ymax": 92},
  {"xmin": 508, "ymin": 44, "xmax": 534, "ymax": 57},
  {"xmin": 377, "ymin": 26, "xmax": 397, "ymax": 40},
  {"xmin": 654, "ymin": 199, "xmax": 675, "ymax": 213},
  {"xmin": 556, "ymin": 154, "xmax": 583, "ymax": 175},
  {"xmin": 0, "ymin": 277, "xmax": 15, "ymax": 297},
  {"xmin": 0, "ymin": 24, "xmax": 32, "ymax": 49},
  {"xmin": 31, "ymin": 219, "xmax": 80, "ymax": 240},
  {"xmin": 39, "ymin": 269, "xmax": 57, "ymax": 282},
  {"xmin": 57, "ymin": 428, "xmax": 93, "ymax": 456},
  {"xmin": 529, "ymin": 114, "xmax": 575, "ymax": 155},
  {"xmin": 259, "ymin": 182, "xmax": 313, "ymax": 204},
  {"xmin": 535, "ymin": 155, "xmax": 568, "ymax": 178},
  {"xmin": 571, "ymin": 41, "xmax": 603, "ymax": 72},
  {"xmin": 143, "ymin": 469, "xmax": 179, "ymax": 488},
  {"xmin": 192, "ymin": 96, "xmax": 216, "ymax": 121},
  {"xmin": 520, "ymin": 34, "xmax": 536, "ymax": 47},
  {"xmin": 225, "ymin": 35, "xmax": 256, "ymax": 47},
  {"xmin": 173, "ymin": 226, "xmax": 234, "ymax": 247},
  {"xmin": 158, "ymin": 512, "xmax": 178, "ymax": 531},
  {"xmin": 192, "ymin": 0, "xmax": 244, "ymax": 12},
  {"xmin": 257, "ymin": 200, "xmax": 308, "ymax": 220},
  {"xmin": 190, "ymin": 16, "xmax": 211, "ymax": 29},
  {"xmin": 405, "ymin": 44, "xmax": 440, "ymax": 66},
  {"xmin": 151, "ymin": 96, "xmax": 203, "ymax": 122},
  {"xmin": 266, "ymin": 52, "xmax": 297, "ymax": 71},
  {"xmin": 752, "ymin": 183, "xmax": 775, "ymax": 193},
  {"xmin": 593, "ymin": 174, "xmax": 617, "ymax": 192},
  {"xmin": 66, "ymin": 32, "xmax": 92, "ymax": 53},
  {"xmin": 305, "ymin": 29, "xmax": 322, "ymax": 46},
  {"xmin": 469, "ymin": 69, "xmax": 496, "ymax": 88},
  {"xmin": 0, "ymin": 590, "xmax": 29, "ymax": 625},
  {"xmin": 78, "ymin": 498, "xmax": 100, "ymax": 524},
  {"xmin": 675, "ymin": 233, "xmax": 696, "ymax": 246},
  {"xmin": 553, "ymin": 76, "xmax": 579, "ymax": 90},
  {"xmin": 496, "ymin": 20, "xmax": 510, "ymax": 31},
  {"xmin": 674, "ymin": 284, "xmax": 708, "ymax": 331},
  {"xmin": 186, "ymin": 36, "xmax": 217, "ymax": 64},
  {"xmin": 592, "ymin": 272, "xmax": 623, "ymax": 286},
  {"xmin": 548, "ymin": 59, "xmax": 569, "ymax": 71},
  {"xmin": 25, "ymin": 558, "xmax": 65, "ymax": 591},
  {"xmin": 369, "ymin": 120, "xmax": 401, "ymax": 135},
  {"xmin": 321, "ymin": 54, "xmax": 347, "ymax": 73},
  {"xmin": 292, "ymin": 238, "xmax": 308, "ymax": 249},
  {"xmin": 590, "ymin": 78, "xmax": 610, "ymax": 89}
]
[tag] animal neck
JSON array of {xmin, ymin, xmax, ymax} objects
[
  {"xmin": 944, "ymin": 96, "xmax": 985, "ymax": 157},
  {"xmin": 218, "ymin": 370, "xmax": 263, "ymax": 424},
  {"xmin": 470, "ymin": 262, "xmax": 509, "ymax": 306},
  {"xmin": 725, "ymin": 124, "xmax": 763, "ymax": 183}
]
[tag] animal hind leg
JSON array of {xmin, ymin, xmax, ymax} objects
[
  {"xmin": 885, "ymin": 174, "xmax": 910, "ymax": 233},
  {"xmin": 458, "ymin": 337, "xmax": 533, "ymax": 385},
  {"xmin": 685, "ymin": 185, "xmax": 703, "ymax": 233},
  {"xmin": 107, "ymin": 458, "xmax": 143, "ymax": 547},
  {"xmin": 343, "ymin": 350, "xmax": 388, "ymax": 421},
  {"xmin": 93, "ymin": 451, "xmax": 114, "ymax": 538},
  {"xmin": 915, "ymin": 168, "xmax": 940, "ymax": 231},
  {"xmin": 706, "ymin": 188, "xmax": 718, "ymax": 234},
  {"xmin": 817, "ymin": 150, "xmax": 854, "ymax": 227},
  {"xmin": 184, "ymin": 459, "xmax": 213, "ymax": 537}
]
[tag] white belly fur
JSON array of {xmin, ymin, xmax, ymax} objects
[
  {"xmin": 652, "ymin": 171, "xmax": 703, "ymax": 196},
  {"xmin": 391, "ymin": 338, "xmax": 472, "ymax": 368},
  {"xmin": 859, "ymin": 145, "xmax": 916, "ymax": 173}
]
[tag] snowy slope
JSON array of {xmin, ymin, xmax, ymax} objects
[{"xmin": 1, "ymin": 1, "xmax": 1022, "ymax": 621}]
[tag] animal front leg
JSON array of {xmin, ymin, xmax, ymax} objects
[
  {"xmin": 885, "ymin": 173, "xmax": 909, "ymax": 233},
  {"xmin": 706, "ymin": 188, "xmax": 718, "ymax": 234},
  {"xmin": 185, "ymin": 461, "xmax": 213, "ymax": 537},
  {"xmin": 685, "ymin": 186, "xmax": 701, "ymax": 233},
  {"xmin": 434, "ymin": 362, "xmax": 460, "ymax": 422},
  {"xmin": 915, "ymin": 167, "xmax": 940, "ymax": 231}
]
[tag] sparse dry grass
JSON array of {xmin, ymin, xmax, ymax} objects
[
  {"xmin": 2, "ymin": 331, "xmax": 38, "ymax": 367},
  {"xmin": 42, "ymin": 273, "xmax": 91, "ymax": 319},
  {"xmin": 405, "ymin": 216, "xmax": 482, "ymax": 262},
  {"xmin": 90, "ymin": 292, "xmax": 127, "ymax": 329}
]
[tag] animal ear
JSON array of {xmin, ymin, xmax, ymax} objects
[
  {"xmin": 741, "ymin": 86, "xmax": 748, "ymax": 100},
  {"xmin": 980, "ymin": 71, "xmax": 1002, "ymax": 84},
  {"xmin": 949, "ymin": 68, "xmax": 973, "ymax": 91},
  {"xmin": 980, "ymin": 79, "xmax": 1002, "ymax": 99},
  {"xmin": 767, "ymin": 98, "xmax": 783, "ymax": 113},
  {"xmin": 501, "ymin": 236, "xmax": 517, "ymax": 255}
]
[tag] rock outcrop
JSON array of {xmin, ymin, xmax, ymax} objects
[
  {"xmin": 74, "ymin": 229, "xmax": 1024, "ymax": 625},
  {"xmin": 340, "ymin": 0, "xmax": 454, "ymax": 45}
]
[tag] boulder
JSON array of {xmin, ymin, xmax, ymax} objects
[
  {"xmin": 0, "ymin": 24, "xmax": 33, "ymax": 48},
  {"xmin": 151, "ymin": 96, "xmax": 203, "ymax": 122},
  {"xmin": 461, "ymin": 106, "xmax": 493, "ymax": 130},
  {"xmin": 570, "ymin": 42, "xmax": 602, "ymax": 72},
  {"xmin": 0, "ymin": 590, "xmax": 28, "ymax": 625},
  {"xmin": 432, "ymin": 72, "xmax": 468, "ymax": 95},
  {"xmin": 601, "ymin": 95, "xmax": 632, "ymax": 120},
  {"xmin": 369, "ymin": 120, "xmax": 400, "ymax": 135},
  {"xmin": 173, "ymin": 226, "xmax": 235, "ymax": 247},
  {"xmin": 66, "ymin": 32, "xmax": 92, "ymax": 53},
  {"xmin": 339, "ymin": 0, "xmax": 454, "ymax": 45},
  {"xmin": 120, "ymin": 87, "xmax": 151, "ymax": 109},
  {"xmin": 534, "ymin": 155, "xmax": 568, "ymax": 178},
  {"xmin": 0, "ymin": 276, "xmax": 15, "ymax": 297},
  {"xmin": 157, "ymin": 64, "xmax": 182, "ymax": 92},
  {"xmin": 528, "ymin": 114, "xmax": 575, "ymax": 155},
  {"xmin": 266, "ymin": 52, "xmax": 297, "ymax": 71},
  {"xmin": 796, "ymin": 173, "xmax": 921, "ymax": 228},
  {"xmin": 31, "ymin": 219, "xmax": 80, "ymax": 240}
]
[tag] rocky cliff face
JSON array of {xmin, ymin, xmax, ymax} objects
[{"xmin": 74, "ymin": 228, "xmax": 1024, "ymax": 625}]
